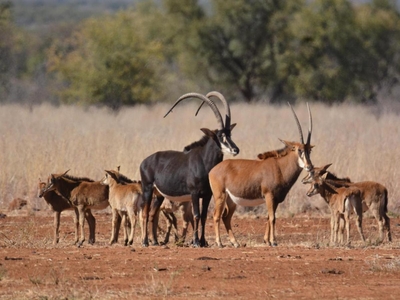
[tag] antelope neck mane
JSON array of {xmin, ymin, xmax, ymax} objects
[
  {"xmin": 258, "ymin": 146, "xmax": 291, "ymax": 160},
  {"xmin": 183, "ymin": 134, "xmax": 212, "ymax": 153},
  {"xmin": 63, "ymin": 174, "xmax": 94, "ymax": 182},
  {"xmin": 325, "ymin": 171, "xmax": 351, "ymax": 183},
  {"xmin": 116, "ymin": 172, "xmax": 138, "ymax": 184}
]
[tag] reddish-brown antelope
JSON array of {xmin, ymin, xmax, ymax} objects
[
  {"xmin": 209, "ymin": 103, "xmax": 313, "ymax": 247},
  {"xmin": 102, "ymin": 167, "xmax": 192, "ymax": 246},
  {"xmin": 100, "ymin": 170, "xmax": 143, "ymax": 246},
  {"xmin": 305, "ymin": 172, "xmax": 365, "ymax": 245},
  {"xmin": 303, "ymin": 164, "xmax": 392, "ymax": 243},
  {"xmin": 41, "ymin": 170, "xmax": 109, "ymax": 247},
  {"xmin": 38, "ymin": 178, "xmax": 95, "ymax": 245}
]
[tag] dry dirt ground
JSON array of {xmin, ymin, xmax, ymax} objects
[{"xmin": 0, "ymin": 210, "xmax": 399, "ymax": 300}]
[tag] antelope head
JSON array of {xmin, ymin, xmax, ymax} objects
[
  {"xmin": 101, "ymin": 170, "xmax": 119, "ymax": 185},
  {"xmin": 306, "ymin": 172, "xmax": 337, "ymax": 197},
  {"xmin": 164, "ymin": 92, "xmax": 239, "ymax": 156},
  {"xmin": 40, "ymin": 170, "xmax": 70, "ymax": 196},
  {"xmin": 302, "ymin": 163, "xmax": 332, "ymax": 184},
  {"xmin": 37, "ymin": 178, "xmax": 46, "ymax": 198},
  {"xmin": 284, "ymin": 103, "xmax": 314, "ymax": 171}
]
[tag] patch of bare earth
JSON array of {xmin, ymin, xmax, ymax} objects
[{"xmin": 0, "ymin": 212, "xmax": 399, "ymax": 299}]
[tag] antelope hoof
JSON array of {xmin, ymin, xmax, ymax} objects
[
  {"xmin": 199, "ymin": 239, "xmax": 208, "ymax": 248},
  {"xmin": 142, "ymin": 243, "xmax": 149, "ymax": 248},
  {"xmin": 269, "ymin": 241, "xmax": 277, "ymax": 247},
  {"xmin": 128, "ymin": 240, "xmax": 133, "ymax": 246}
]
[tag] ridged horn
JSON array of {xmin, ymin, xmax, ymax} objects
[
  {"xmin": 306, "ymin": 102, "xmax": 312, "ymax": 146},
  {"xmin": 206, "ymin": 91, "xmax": 231, "ymax": 129},
  {"xmin": 164, "ymin": 93, "xmax": 224, "ymax": 130},
  {"xmin": 195, "ymin": 91, "xmax": 231, "ymax": 129},
  {"xmin": 288, "ymin": 102, "xmax": 304, "ymax": 144}
]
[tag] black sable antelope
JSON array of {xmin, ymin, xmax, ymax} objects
[{"xmin": 140, "ymin": 92, "xmax": 239, "ymax": 247}]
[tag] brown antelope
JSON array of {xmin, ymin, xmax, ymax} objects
[
  {"xmin": 38, "ymin": 178, "xmax": 95, "ymax": 245},
  {"xmin": 305, "ymin": 172, "xmax": 365, "ymax": 245},
  {"xmin": 103, "ymin": 167, "xmax": 192, "ymax": 246},
  {"xmin": 41, "ymin": 170, "xmax": 109, "ymax": 247},
  {"xmin": 209, "ymin": 103, "xmax": 313, "ymax": 247},
  {"xmin": 303, "ymin": 164, "xmax": 392, "ymax": 243},
  {"xmin": 100, "ymin": 170, "xmax": 143, "ymax": 246}
]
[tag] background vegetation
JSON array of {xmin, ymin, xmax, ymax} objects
[
  {"xmin": 1, "ymin": 102, "xmax": 399, "ymax": 217},
  {"xmin": 1, "ymin": 0, "xmax": 400, "ymax": 108},
  {"xmin": 1, "ymin": 0, "xmax": 400, "ymax": 217}
]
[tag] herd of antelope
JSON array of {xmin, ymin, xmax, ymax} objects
[{"xmin": 38, "ymin": 91, "xmax": 392, "ymax": 248}]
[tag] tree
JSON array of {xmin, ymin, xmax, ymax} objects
[
  {"xmin": 284, "ymin": 0, "xmax": 400, "ymax": 103},
  {"xmin": 181, "ymin": 0, "xmax": 302, "ymax": 102},
  {"xmin": 0, "ymin": 1, "xmax": 15, "ymax": 99},
  {"xmin": 47, "ymin": 3, "xmax": 167, "ymax": 109}
]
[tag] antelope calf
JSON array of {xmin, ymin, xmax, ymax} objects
[
  {"xmin": 38, "ymin": 178, "xmax": 95, "ymax": 245},
  {"xmin": 303, "ymin": 164, "xmax": 392, "ymax": 243},
  {"xmin": 209, "ymin": 103, "xmax": 313, "ymax": 247},
  {"xmin": 305, "ymin": 173, "xmax": 365, "ymax": 245},
  {"xmin": 41, "ymin": 170, "xmax": 109, "ymax": 247},
  {"xmin": 101, "ymin": 170, "xmax": 143, "ymax": 246}
]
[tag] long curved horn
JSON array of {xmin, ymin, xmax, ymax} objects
[
  {"xmin": 306, "ymin": 102, "xmax": 312, "ymax": 146},
  {"xmin": 164, "ymin": 93, "xmax": 224, "ymax": 130},
  {"xmin": 195, "ymin": 91, "xmax": 231, "ymax": 129},
  {"xmin": 288, "ymin": 102, "xmax": 304, "ymax": 144},
  {"xmin": 206, "ymin": 91, "xmax": 231, "ymax": 129}
]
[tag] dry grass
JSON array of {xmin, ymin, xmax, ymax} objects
[{"xmin": 1, "ymin": 101, "xmax": 399, "ymax": 216}]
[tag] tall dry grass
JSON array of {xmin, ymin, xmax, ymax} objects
[{"xmin": 1, "ymin": 101, "xmax": 399, "ymax": 215}]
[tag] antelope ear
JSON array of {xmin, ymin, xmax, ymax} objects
[
  {"xmin": 278, "ymin": 138, "xmax": 289, "ymax": 146},
  {"xmin": 200, "ymin": 128, "xmax": 216, "ymax": 137},
  {"xmin": 322, "ymin": 163, "xmax": 332, "ymax": 171},
  {"xmin": 321, "ymin": 172, "xmax": 328, "ymax": 180},
  {"xmin": 229, "ymin": 123, "xmax": 237, "ymax": 131},
  {"xmin": 105, "ymin": 170, "xmax": 118, "ymax": 181}
]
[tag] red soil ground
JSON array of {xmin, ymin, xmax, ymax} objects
[{"xmin": 0, "ymin": 211, "xmax": 399, "ymax": 299}]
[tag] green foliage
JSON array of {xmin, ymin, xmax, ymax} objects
[
  {"xmin": 283, "ymin": 0, "xmax": 400, "ymax": 103},
  {"xmin": 4, "ymin": 0, "xmax": 400, "ymax": 105},
  {"xmin": 0, "ymin": 1, "xmax": 14, "ymax": 98},
  {"xmin": 47, "ymin": 4, "xmax": 167, "ymax": 109},
  {"xmin": 190, "ymin": 0, "xmax": 302, "ymax": 102}
]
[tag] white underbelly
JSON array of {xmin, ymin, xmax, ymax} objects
[
  {"xmin": 227, "ymin": 189, "xmax": 264, "ymax": 207},
  {"xmin": 155, "ymin": 185, "xmax": 191, "ymax": 203}
]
